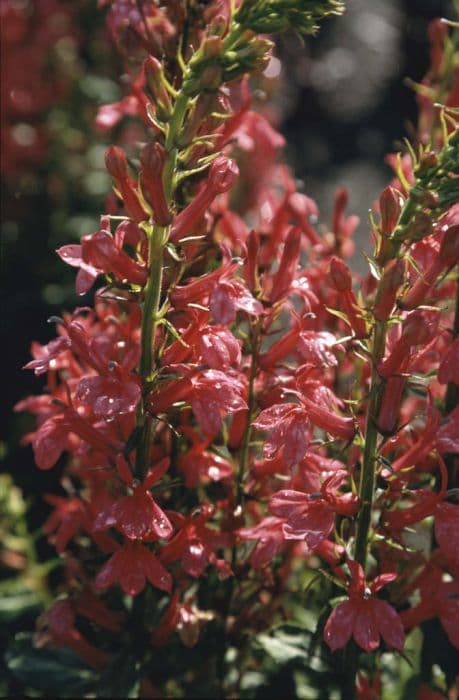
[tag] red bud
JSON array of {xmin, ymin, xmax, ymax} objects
[
  {"xmin": 208, "ymin": 156, "xmax": 239, "ymax": 194},
  {"xmin": 105, "ymin": 146, "xmax": 129, "ymax": 180},
  {"xmin": 329, "ymin": 256, "xmax": 352, "ymax": 291},
  {"xmin": 379, "ymin": 186, "xmax": 402, "ymax": 235}
]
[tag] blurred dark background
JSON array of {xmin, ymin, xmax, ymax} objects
[{"xmin": 0, "ymin": 0, "xmax": 454, "ymax": 514}]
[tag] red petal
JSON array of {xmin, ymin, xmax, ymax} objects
[
  {"xmin": 353, "ymin": 600, "xmax": 380, "ymax": 652},
  {"xmin": 323, "ymin": 600, "xmax": 355, "ymax": 651},
  {"xmin": 143, "ymin": 550, "xmax": 172, "ymax": 593},
  {"xmin": 372, "ymin": 599, "xmax": 404, "ymax": 651},
  {"xmin": 435, "ymin": 502, "xmax": 459, "ymax": 569},
  {"xmin": 33, "ymin": 417, "xmax": 67, "ymax": 470},
  {"xmin": 270, "ymin": 489, "xmax": 309, "ymax": 518},
  {"xmin": 283, "ymin": 501, "xmax": 334, "ymax": 548},
  {"xmin": 283, "ymin": 411, "xmax": 309, "ymax": 466},
  {"xmin": 95, "ymin": 549, "xmax": 123, "ymax": 591}
]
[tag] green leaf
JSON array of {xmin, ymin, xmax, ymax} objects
[
  {"xmin": 0, "ymin": 587, "xmax": 42, "ymax": 624},
  {"xmin": 97, "ymin": 651, "xmax": 140, "ymax": 698},
  {"xmin": 5, "ymin": 634, "xmax": 97, "ymax": 696},
  {"xmin": 256, "ymin": 631, "xmax": 306, "ymax": 664}
]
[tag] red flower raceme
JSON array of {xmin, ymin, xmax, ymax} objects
[{"xmin": 324, "ymin": 560, "xmax": 404, "ymax": 653}]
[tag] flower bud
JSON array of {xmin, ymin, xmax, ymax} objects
[
  {"xmin": 402, "ymin": 224, "xmax": 459, "ymax": 309},
  {"xmin": 329, "ymin": 256, "xmax": 352, "ymax": 291},
  {"xmin": 201, "ymin": 36, "xmax": 224, "ymax": 60},
  {"xmin": 417, "ymin": 150, "xmax": 439, "ymax": 174},
  {"xmin": 144, "ymin": 56, "xmax": 171, "ymax": 118},
  {"xmin": 208, "ymin": 156, "xmax": 239, "ymax": 194},
  {"xmin": 377, "ymin": 375, "xmax": 406, "ymax": 435},
  {"xmin": 373, "ymin": 259, "xmax": 405, "ymax": 321},
  {"xmin": 270, "ymin": 226, "xmax": 301, "ymax": 302},
  {"xmin": 404, "ymin": 211, "xmax": 434, "ymax": 242},
  {"xmin": 105, "ymin": 146, "xmax": 148, "ymax": 224},
  {"xmin": 379, "ymin": 186, "xmax": 402, "ymax": 235},
  {"xmin": 170, "ymin": 157, "xmax": 239, "ymax": 243},
  {"xmin": 140, "ymin": 142, "xmax": 171, "ymax": 225},
  {"xmin": 105, "ymin": 146, "xmax": 129, "ymax": 180},
  {"xmin": 199, "ymin": 64, "xmax": 223, "ymax": 92}
]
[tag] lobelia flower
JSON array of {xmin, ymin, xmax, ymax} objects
[
  {"xmin": 401, "ymin": 224, "xmax": 459, "ymax": 309},
  {"xmin": 169, "ymin": 156, "xmax": 239, "ymax": 243},
  {"xmin": 95, "ymin": 540, "xmax": 172, "ymax": 596},
  {"xmin": 177, "ymin": 427, "xmax": 234, "ymax": 488},
  {"xmin": 378, "ymin": 308, "xmax": 440, "ymax": 378},
  {"xmin": 43, "ymin": 495, "xmax": 90, "ymax": 554},
  {"xmin": 400, "ymin": 563, "xmax": 459, "ymax": 649},
  {"xmin": 329, "ymin": 256, "xmax": 368, "ymax": 338},
  {"xmin": 268, "ymin": 226, "xmax": 301, "ymax": 302},
  {"xmin": 105, "ymin": 145, "xmax": 148, "ymax": 223},
  {"xmin": 36, "ymin": 599, "xmax": 109, "ymax": 670},
  {"xmin": 270, "ymin": 471, "xmax": 359, "ymax": 548},
  {"xmin": 107, "ymin": 457, "xmax": 174, "ymax": 541},
  {"xmin": 140, "ymin": 141, "xmax": 171, "ymax": 225},
  {"xmin": 237, "ymin": 516, "xmax": 286, "ymax": 568},
  {"xmin": 57, "ymin": 216, "xmax": 147, "ymax": 295},
  {"xmin": 160, "ymin": 505, "xmax": 232, "ymax": 579},
  {"xmin": 324, "ymin": 560, "xmax": 404, "ymax": 653},
  {"xmin": 437, "ymin": 336, "xmax": 459, "ymax": 384},
  {"xmin": 209, "ymin": 276, "xmax": 263, "ymax": 324},
  {"xmin": 189, "ymin": 369, "xmax": 247, "ymax": 436}
]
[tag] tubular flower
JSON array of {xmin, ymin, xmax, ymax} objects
[
  {"xmin": 270, "ymin": 471, "xmax": 359, "ymax": 548},
  {"xmin": 95, "ymin": 540, "xmax": 172, "ymax": 596},
  {"xmin": 324, "ymin": 560, "xmax": 404, "ymax": 653}
]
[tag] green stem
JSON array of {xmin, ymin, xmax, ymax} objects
[
  {"xmin": 135, "ymin": 224, "xmax": 166, "ymax": 480},
  {"xmin": 354, "ymin": 320, "xmax": 386, "ymax": 568},
  {"xmin": 445, "ymin": 276, "xmax": 459, "ymax": 415},
  {"xmin": 134, "ymin": 87, "xmax": 189, "ymax": 482}
]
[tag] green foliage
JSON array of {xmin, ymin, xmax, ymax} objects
[
  {"xmin": 5, "ymin": 634, "xmax": 97, "ymax": 697},
  {"xmin": 235, "ymin": 0, "xmax": 345, "ymax": 35}
]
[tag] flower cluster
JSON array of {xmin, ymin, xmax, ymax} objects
[{"xmin": 17, "ymin": 2, "xmax": 459, "ymax": 697}]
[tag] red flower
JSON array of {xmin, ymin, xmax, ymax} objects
[
  {"xmin": 190, "ymin": 369, "xmax": 247, "ymax": 436},
  {"xmin": 109, "ymin": 457, "xmax": 174, "ymax": 540},
  {"xmin": 252, "ymin": 402, "xmax": 311, "ymax": 467},
  {"xmin": 400, "ymin": 564, "xmax": 459, "ymax": 649},
  {"xmin": 324, "ymin": 560, "xmax": 404, "ymax": 653},
  {"xmin": 210, "ymin": 277, "xmax": 263, "ymax": 324},
  {"xmin": 75, "ymin": 371, "xmax": 141, "ymax": 417},
  {"xmin": 435, "ymin": 502, "xmax": 459, "ymax": 571},
  {"xmin": 95, "ymin": 540, "xmax": 172, "ymax": 596},
  {"xmin": 177, "ymin": 428, "xmax": 233, "ymax": 487},
  {"xmin": 378, "ymin": 309, "xmax": 440, "ymax": 378},
  {"xmin": 43, "ymin": 495, "xmax": 89, "ymax": 554},
  {"xmin": 237, "ymin": 516, "xmax": 285, "ymax": 568},
  {"xmin": 24, "ymin": 336, "xmax": 71, "ymax": 375},
  {"xmin": 270, "ymin": 471, "xmax": 359, "ymax": 549},
  {"xmin": 37, "ymin": 599, "xmax": 108, "ymax": 670},
  {"xmin": 438, "ymin": 336, "xmax": 459, "ymax": 384},
  {"xmin": 169, "ymin": 156, "xmax": 239, "ymax": 243},
  {"xmin": 198, "ymin": 326, "xmax": 242, "ymax": 369},
  {"xmin": 161, "ymin": 506, "xmax": 232, "ymax": 579}
]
